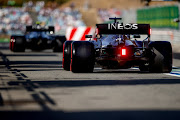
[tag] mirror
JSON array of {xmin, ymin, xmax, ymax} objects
[{"xmin": 50, "ymin": 31, "xmax": 54, "ymax": 34}]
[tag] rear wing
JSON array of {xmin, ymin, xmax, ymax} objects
[
  {"xmin": 26, "ymin": 26, "xmax": 54, "ymax": 33},
  {"xmin": 96, "ymin": 23, "xmax": 151, "ymax": 36}
]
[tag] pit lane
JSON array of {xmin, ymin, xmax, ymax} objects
[{"xmin": 0, "ymin": 43, "xmax": 180, "ymax": 120}]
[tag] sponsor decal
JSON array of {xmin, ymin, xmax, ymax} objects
[
  {"xmin": 10, "ymin": 39, "xmax": 15, "ymax": 42},
  {"xmin": 108, "ymin": 23, "xmax": 138, "ymax": 30},
  {"xmin": 137, "ymin": 6, "xmax": 179, "ymax": 29}
]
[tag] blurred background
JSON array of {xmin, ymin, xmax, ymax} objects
[
  {"xmin": 0, "ymin": 1, "xmax": 180, "ymax": 119},
  {"xmin": 0, "ymin": 0, "xmax": 179, "ymax": 52}
]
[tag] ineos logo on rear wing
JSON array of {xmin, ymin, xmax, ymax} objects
[
  {"xmin": 108, "ymin": 23, "xmax": 138, "ymax": 30},
  {"xmin": 96, "ymin": 24, "xmax": 150, "ymax": 35}
]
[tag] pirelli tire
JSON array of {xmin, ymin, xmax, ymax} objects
[
  {"xmin": 71, "ymin": 41, "xmax": 95, "ymax": 73},
  {"xmin": 148, "ymin": 41, "xmax": 172, "ymax": 73},
  {"xmin": 63, "ymin": 41, "xmax": 73, "ymax": 71},
  {"xmin": 10, "ymin": 36, "xmax": 26, "ymax": 52}
]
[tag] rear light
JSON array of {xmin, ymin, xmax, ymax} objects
[
  {"xmin": 149, "ymin": 28, "xmax": 152, "ymax": 35},
  {"xmin": 121, "ymin": 48, "xmax": 126, "ymax": 56},
  {"xmin": 94, "ymin": 28, "xmax": 99, "ymax": 41},
  {"xmin": 95, "ymin": 28, "xmax": 99, "ymax": 35}
]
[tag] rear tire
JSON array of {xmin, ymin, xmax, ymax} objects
[
  {"xmin": 63, "ymin": 41, "xmax": 73, "ymax": 71},
  {"xmin": 71, "ymin": 41, "xmax": 95, "ymax": 73},
  {"xmin": 148, "ymin": 41, "xmax": 172, "ymax": 73}
]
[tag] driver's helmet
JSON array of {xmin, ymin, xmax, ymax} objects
[{"xmin": 121, "ymin": 34, "xmax": 130, "ymax": 41}]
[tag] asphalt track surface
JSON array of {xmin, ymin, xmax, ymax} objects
[{"xmin": 0, "ymin": 43, "xmax": 180, "ymax": 120}]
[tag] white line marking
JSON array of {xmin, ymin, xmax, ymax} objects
[
  {"xmin": 94, "ymin": 68, "xmax": 102, "ymax": 70},
  {"xmin": 164, "ymin": 66, "xmax": 180, "ymax": 77},
  {"xmin": 164, "ymin": 73, "xmax": 180, "ymax": 77},
  {"xmin": 130, "ymin": 67, "xmax": 139, "ymax": 70}
]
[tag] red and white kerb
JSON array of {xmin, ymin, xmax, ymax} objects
[{"xmin": 66, "ymin": 27, "xmax": 94, "ymax": 41}]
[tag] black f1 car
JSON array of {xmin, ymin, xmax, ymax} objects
[
  {"xmin": 10, "ymin": 24, "xmax": 66, "ymax": 52},
  {"xmin": 63, "ymin": 18, "xmax": 172, "ymax": 73}
]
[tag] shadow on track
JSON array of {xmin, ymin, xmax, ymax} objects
[
  {"xmin": 0, "ymin": 50, "xmax": 62, "ymax": 70},
  {"xmin": 1, "ymin": 110, "xmax": 180, "ymax": 120},
  {"xmin": 9, "ymin": 61, "xmax": 62, "ymax": 65},
  {"xmin": 94, "ymin": 70, "xmax": 141, "ymax": 73},
  {"xmin": 4, "ymin": 73, "xmax": 180, "ymax": 120},
  {"xmin": 4, "ymin": 54, "xmax": 58, "ymax": 57},
  {"xmin": 8, "ymin": 78, "xmax": 180, "ymax": 88},
  {"xmin": 1, "ymin": 43, "xmax": 180, "ymax": 120}
]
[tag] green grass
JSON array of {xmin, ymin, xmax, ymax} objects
[{"xmin": 0, "ymin": 38, "xmax": 10, "ymax": 43}]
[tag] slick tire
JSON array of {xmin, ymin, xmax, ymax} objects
[
  {"xmin": 10, "ymin": 37, "xmax": 25, "ymax": 52},
  {"xmin": 71, "ymin": 41, "xmax": 95, "ymax": 73},
  {"xmin": 148, "ymin": 41, "xmax": 172, "ymax": 73},
  {"xmin": 63, "ymin": 41, "xmax": 73, "ymax": 71}
]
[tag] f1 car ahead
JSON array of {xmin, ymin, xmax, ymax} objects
[
  {"xmin": 10, "ymin": 23, "xmax": 66, "ymax": 52},
  {"xmin": 63, "ymin": 18, "xmax": 172, "ymax": 73}
]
